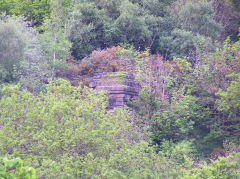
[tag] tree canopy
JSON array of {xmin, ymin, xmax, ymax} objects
[{"xmin": 0, "ymin": 0, "xmax": 240, "ymax": 177}]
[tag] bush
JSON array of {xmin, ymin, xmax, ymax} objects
[
  {"xmin": 0, "ymin": 15, "xmax": 49, "ymax": 93},
  {"xmin": 0, "ymin": 157, "xmax": 36, "ymax": 178},
  {"xmin": 78, "ymin": 46, "xmax": 136, "ymax": 76},
  {"xmin": 0, "ymin": 78, "xmax": 179, "ymax": 178},
  {"xmin": 181, "ymin": 152, "xmax": 240, "ymax": 179}
]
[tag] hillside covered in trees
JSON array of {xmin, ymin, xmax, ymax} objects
[{"xmin": 0, "ymin": 0, "xmax": 240, "ymax": 178}]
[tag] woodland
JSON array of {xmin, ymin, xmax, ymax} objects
[{"xmin": 0, "ymin": 0, "xmax": 240, "ymax": 178}]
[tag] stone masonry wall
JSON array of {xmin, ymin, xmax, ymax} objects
[{"xmin": 89, "ymin": 72, "xmax": 139, "ymax": 109}]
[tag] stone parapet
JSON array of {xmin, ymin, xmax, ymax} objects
[{"xmin": 89, "ymin": 72, "xmax": 139, "ymax": 109}]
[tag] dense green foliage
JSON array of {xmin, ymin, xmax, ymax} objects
[
  {"xmin": 66, "ymin": 0, "xmax": 223, "ymax": 59},
  {"xmin": 131, "ymin": 37, "xmax": 240, "ymax": 157},
  {"xmin": 182, "ymin": 150, "xmax": 240, "ymax": 178},
  {"xmin": 0, "ymin": 0, "xmax": 51, "ymax": 27},
  {"xmin": 0, "ymin": 16, "xmax": 26, "ymax": 83},
  {"xmin": 0, "ymin": 0, "xmax": 240, "ymax": 178},
  {"xmin": 1, "ymin": 0, "xmax": 239, "ymax": 60},
  {"xmin": 0, "ymin": 157, "xmax": 36, "ymax": 178},
  {"xmin": 0, "ymin": 79, "xmax": 179, "ymax": 178},
  {"xmin": 0, "ymin": 15, "xmax": 49, "ymax": 93}
]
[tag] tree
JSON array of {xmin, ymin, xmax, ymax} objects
[
  {"xmin": 40, "ymin": 0, "xmax": 72, "ymax": 78},
  {"xmin": 182, "ymin": 151, "xmax": 240, "ymax": 179},
  {"xmin": 0, "ymin": 15, "xmax": 26, "ymax": 83},
  {"xmin": 189, "ymin": 36, "xmax": 240, "ymax": 144},
  {"xmin": 0, "ymin": 0, "xmax": 14, "ymax": 15},
  {"xmin": 69, "ymin": 1, "xmax": 117, "ymax": 59},
  {"xmin": 0, "ymin": 15, "xmax": 49, "ymax": 93},
  {"xmin": 0, "ymin": 78, "xmax": 179, "ymax": 178},
  {"xmin": 0, "ymin": 0, "xmax": 51, "ymax": 27},
  {"xmin": 217, "ymin": 73, "xmax": 240, "ymax": 143},
  {"xmin": 0, "ymin": 157, "xmax": 36, "ymax": 178},
  {"xmin": 131, "ymin": 37, "xmax": 240, "ymax": 157},
  {"xmin": 165, "ymin": 0, "xmax": 223, "ymax": 60},
  {"xmin": 171, "ymin": 0, "xmax": 223, "ymax": 40},
  {"xmin": 68, "ymin": 0, "xmax": 175, "ymax": 60},
  {"xmin": 116, "ymin": 0, "xmax": 152, "ymax": 50},
  {"xmin": 213, "ymin": 0, "xmax": 240, "ymax": 41}
]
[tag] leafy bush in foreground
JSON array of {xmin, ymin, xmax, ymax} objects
[
  {"xmin": 0, "ymin": 78, "xmax": 178, "ymax": 178},
  {"xmin": 0, "ymin": 157, "xmax": 36, "ymax": 178},
  {"xmin": 181, "ymin": 152, "xmax": 240, "ymax": 179}
]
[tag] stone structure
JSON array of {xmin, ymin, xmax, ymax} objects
[{"xmin": 89, "ymin": 72, "xmax": 139, "ymax": 109}]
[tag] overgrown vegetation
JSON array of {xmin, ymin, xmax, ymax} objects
[
  {"xmin": 0, "ymin": 0, "xmax": 240, "ymax": 178},
  {"xmin": 0, "ymin": 157, "xmax": 36, "ymax": 178}
]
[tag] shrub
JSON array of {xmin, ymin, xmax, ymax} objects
[
  {"xmin": 78, "ymin": 46, "xmax": 136, "ymax": 76},
  {"xmin": 0, "ymin": 78, "xmax": 179, "ymax": 178},
  {"xmin": 0, "ymin": 157, "xmax": 36, "ymax": 178},
  {"xmin": 181, "ymin": 152, "xmax": 240, "ymax": 179}
]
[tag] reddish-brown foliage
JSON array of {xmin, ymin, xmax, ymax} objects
[
  {"xmin": 136, "ymin": 50, "xmax": 184, "ymax": 103},
  {"xmin": 210, "ymin": 148, "xmax": 226, "ymax": 160},
  {"xmin": 78, "ymin": 46, "xmax": 135, "ymax": 76},
  {"xmin": 57, "ymin": 46, "xmax": 184, "ymax": 94}
]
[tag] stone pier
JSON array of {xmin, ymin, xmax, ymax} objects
[{"xmin": 89, "ymin": 72, "xmax": 139, "ymax": 109}]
